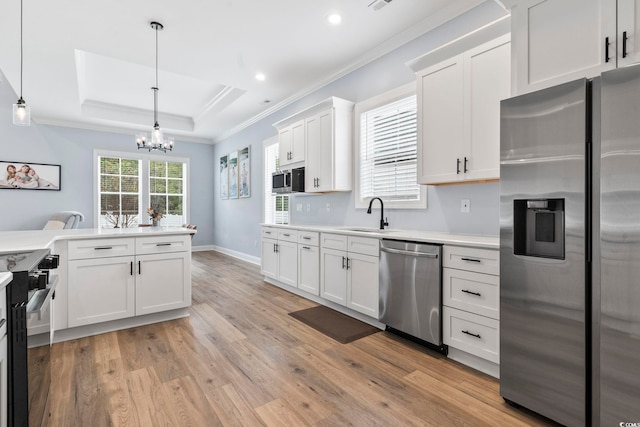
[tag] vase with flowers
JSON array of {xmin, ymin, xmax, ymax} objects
[{"xmin": 147, "ymin": 207, "xmax": 163, "ymax": 226}]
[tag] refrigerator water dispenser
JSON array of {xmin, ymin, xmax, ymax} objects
[{"xmin": 513, "ymin": 199, "xmax": 565, "ymax": 259}]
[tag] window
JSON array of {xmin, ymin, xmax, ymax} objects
[
  {"xmin": 96, "ymin": 151, "xmax": 188, "ymax": 228},
  {"xmin": 355, "ymin": 84, "xmax": 426, "ymax": 209},
  {"xmin": 263, "ymin": 137, "xmax": 289, "ymax": 224}
]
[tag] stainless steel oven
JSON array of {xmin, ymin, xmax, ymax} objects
[{"xmin": 272, "ymin": 170, "xmax": 291, "ymax": 194}]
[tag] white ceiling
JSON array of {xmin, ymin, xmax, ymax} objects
[{"xmin": 0, "ymin": 0, "xmax": 490, "ymax": 144}]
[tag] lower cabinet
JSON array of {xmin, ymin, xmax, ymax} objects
[
  {"xmin": 320, "ymin": 234, "xmax": 379, "ymax": 318},
  {"xmin": 298, "ymin": 243, "xmax": 320, "ymax": 295},
  {"xmin": 67, "ymin": 236, "xmax": 191, "ymax": 328},
  {"xmin": 261, "ymin": 229, "xmax": 298, "ymax": 288}
]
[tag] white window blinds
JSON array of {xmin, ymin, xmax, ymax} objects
[
  {"xmin": 359, "ymin": 95, "xmax": 419, "ymax": 203},
  {"xmin": 263, "ymin": 141, "xmax": 289, "ymax": 224}
]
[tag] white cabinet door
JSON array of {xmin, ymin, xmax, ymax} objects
[
  {"xmin": 276, "ymin": 240, "xmax": 298, "ymax": 288},
  {"xmin": 347, "ymin": 252, "xmax": 379, "ymax": 318},
  {"xmin": 298, "ymin": 244, "xmax": 319, "ymax": 295},
  {"xmin": 320, "ymin": 248, "xmax": 347, "ymax": 305},
  {"xmin": 136, "ymin": 252, "xmax": 191, "ymax": 316},
  {"xmin": 464, "ymin": 36, "xmax": 511, "ymax": 181},
  {"xmin": 68, "ymin": 257, "xmax": 135, "ymax": 327},
  {"xmin": 417, "ymin": 55, "xmax": 465, "ymax": 184},
  {"xmin": 278, "ymin": 127, "xmax": 293, "ymax": 166},
  {"xmin": 618, "ymin": 0, "xmax": 640, "ymax": 66},
  {"xmin": 261, "ymin": 238, "xmax": 278, "ymax": 278},
  {"xmin": 512, "ymin": 0, "xmax": 616, "ymax": 94},
  {"xmin": 290, "ymin": 120, "xmax": 305, "ymax": 164},
  {"xmin": 306, "ymin": 109, "xmax": 336, "ymax": 192},
  {"xmin": 305, "ymin": 113, "xmax": 322, "ymax": 192}
]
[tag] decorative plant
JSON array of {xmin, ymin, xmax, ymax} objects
[
  {"xmin": 104, "ymin": 211, "xmax": 120, "ymax": 228},
  {"xmin": 147, "ymin": 207, "xmax": 163, "ymax": 225},
  {"xmin": 121, "ymin": 213, "xmax": 138, "ymax": 228}
]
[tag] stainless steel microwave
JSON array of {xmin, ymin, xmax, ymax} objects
[{"xmin": 272, "ymin": 167, "xmax": 304, "ymax": 194}]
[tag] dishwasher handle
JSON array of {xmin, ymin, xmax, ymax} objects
[{"xmin": 380, "ymin": 246, "xmax": 439, "ymax": 258}]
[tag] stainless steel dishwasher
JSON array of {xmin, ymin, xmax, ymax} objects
[{"xmin": 379, "ymin": 239, "xmax": 444, "ymax": 350}]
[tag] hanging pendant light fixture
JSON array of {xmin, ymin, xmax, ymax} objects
[
  {"xmin": 136, "ymin": 21, "xmax": 174, "ymax": 152},
  {"xmin": 12, "ymin": 0, "xmax": 30, "ymax": 126}
]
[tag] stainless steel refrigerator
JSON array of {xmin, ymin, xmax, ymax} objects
[{"xmin": 500, "ymin": 65, "xmax": 640, "ymax": 426}]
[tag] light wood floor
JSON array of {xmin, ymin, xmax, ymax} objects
[{"xmin": 32, "ymin": 250, "xmax": 556, "ymax": 426}]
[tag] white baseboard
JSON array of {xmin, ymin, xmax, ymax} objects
[
  {"xmin": 192, "ymin": 244, "xmax": 215, "ymax": 252},
  {"xmin": 209, "ymin": 245, "xmax": 261, "ymax": 265}
]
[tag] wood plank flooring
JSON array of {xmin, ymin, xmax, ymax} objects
[{"xmin": 32, "ymin": 250, "xmax": 557, "ymax": 426}]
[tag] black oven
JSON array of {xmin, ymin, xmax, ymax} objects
[{"xmin": 0, "ymin": 249, "xmax": 58, "ymax": 427}]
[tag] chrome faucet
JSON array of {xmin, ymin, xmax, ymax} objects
[{"xmin": 367, "ymin": 197, "xmax": 389, "ymax": 230}]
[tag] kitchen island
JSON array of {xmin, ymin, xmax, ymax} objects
[{"xmin": 0, "ymin": 227, "xmax": 195, "ymax": 345}]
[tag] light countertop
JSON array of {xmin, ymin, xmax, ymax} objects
[
  {"xmin": 0, "ymin": 227, "xmax": 196, "ymax": 253},
  {"xmin": 0, "ymin": 272, "xmax": 12, "ymax": 290},
  {"xmin": 261, "ymin": 224, "xmax": 499, "ymax": 249}
]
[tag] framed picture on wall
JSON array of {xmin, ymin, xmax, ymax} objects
[
  {"xmin": 228, "ymin": 150, "xmax": 239, "ymax": 199},
  {"xmin": 0, "ymin": 161, "xmax": 60, "ymax": 190},
  {"xmin": 239, "ymin": 146, "xmax": 250, "ymax": 198},
  {"xmin": 220, "ymin": 155, "xmax": 229, "ymax": 199}
]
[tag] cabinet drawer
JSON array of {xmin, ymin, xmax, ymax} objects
[
  {"xmin": 298, "ymin": 231, "xmax": 319, "ymax": 246},
  {"xmin": 321, "ymin": 233, "xmax": 348, "ymax": 251},
  {"xmin": 136, "ymin": 235, "xmax": 190, "ymax": 255},
  {"xmin": 443, "ymin": 246, "xmax": 499, "ymax": 275},
  {"xmin": 348, "ymin": 236, "xmax": 379, "ymax": 257},
  {"xmin": 262, "ymin": 227, "xmax": 277, "ymax": 239},
  {"xmin": 443, "ymin": 306, "xmax": 499, "ymax": 364},
  {"xmin": 443, "ymin": 268, "xmax": 499, "ymax": 320},
  {"xmin": 277, "ymin": 229, "xmax": 298, "ymax": 243},
  {"xmin": 68, "ymin": 238, "xmax": 135, "ymax": 260}
]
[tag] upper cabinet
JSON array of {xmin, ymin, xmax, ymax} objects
[
  {"xmin": 273, "ymin": 97, "xmax": 354, "ymax": 192},
  {"xmin": 509, "ymin": 0, "xmax": 640, "ymax": 94},
  {"xmin": 278, "ymin": 119, "xmax": 305, "ymax": 167},
  {"xmin": 412, "ymin": 32, "xmax": 510, "ymax": 185}
]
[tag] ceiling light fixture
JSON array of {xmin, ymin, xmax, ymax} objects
[
  {"xmin": 136, "ymin": 21, "xmax": 174, "ymax": 152},
  {"xmin": 12, "ymin": 0, "xmax": 30, "ymax": 126},
  {"xmin": 255, "ymin": 73, "xmax": 266, "ymax": 81},
  {"xmin": 327, "ymin": 13, "xmax": 342, "ymax": 25}
]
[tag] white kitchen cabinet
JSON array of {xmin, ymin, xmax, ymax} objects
[
  {"xmin": 417, "ymin": 35, "xmax": 510, "ymax": 184},
  {"xmin": 68, "ymin": 256, "xmax": 136, "ymax": 327},
  {"xmin": 278, "ymin": 119, "xmax": 305, "ymax": 167},
  {"xmin": 508, "ymin": 0, "xmax": 640, "ymax": 94},
  {"xmin": 320, "ymin": 234, "xmax": 379, "ymax": 318},
  {"xmin": 442, "ymin": 245, "xmax": 500, "ymax": 366},
  {"xmin": 67, "ymin": 236, "xmax": 192, "ymax": 328},
  {"xmin": 298, "ymin": 231, "xmax": 320, "ymax": 295},
  {"xmin": 273, "ymin": 97, "xmax": 354, "ymax": 193},
  {"xmin": 260, "ymin": 227, "xmax": 298, "ymax": 288}
]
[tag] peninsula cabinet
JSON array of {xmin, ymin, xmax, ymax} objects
[
  {"xmin": 416, "ymin": 34, "xmax": 510, "ymax": 185},
  {"xmin": 509, "ymin": 0, "xmax": 640, "ymax": 94},
  {"xmin": 320, "ymin": 233, "xmax": 379, "ymax": 318},
  {"xmin": 67, "ymin": 235, "xmax": 191, "ymax": 328}
]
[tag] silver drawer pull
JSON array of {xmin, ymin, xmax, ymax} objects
[
  {"xmin": 461, "ymin": 257, "xmax": 481, "ymax": 263},
  {"xmin": 462, "ymin": 330, "xmax": 481, "ymax": 339},
  {"xmin": 94, "ymin": 246, "xmax": 113, "ymax": 250},
  {"xmin": 156, "ymin": 243, "xmax": 172, "ymax": 247},
  {"xmin": 461, "ymin": 289, "xmax": 481, "ymax": 297}
]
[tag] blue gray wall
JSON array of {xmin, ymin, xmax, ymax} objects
[
  {"xmin": 213, "ymin": 1, "xmax": 506, "ymax": 258},
  {"xmin": 0, "ymin": 81, "xmax": 215, "ymax": 247}
]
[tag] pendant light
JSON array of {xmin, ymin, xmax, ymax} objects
[
  {"xmin": 136, "ymin": 21, "xmax": 174, "ymax": 152},
  {"xmin": 12, "ymin": 0, "xmax": 30, "ymax": 126}
]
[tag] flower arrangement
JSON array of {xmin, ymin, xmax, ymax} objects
[{"xmin": 147, "ymin": 207, "xmax": 163, "ymax": 226}]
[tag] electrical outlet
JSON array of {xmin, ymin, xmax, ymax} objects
[
  {"xmin": 326, "ymin": 203, "xmax": 331, "ymax": 212},
  {"xmin": 461, "ymin": 199, "xmax": 471, "ymax": 213},
  {"xmin": 296, "ymin": 203, "xmax": 302, "ymax": 212},
  {"xmin": 306, "ymin": 203, "xmax": 311, "ymax": 212}
]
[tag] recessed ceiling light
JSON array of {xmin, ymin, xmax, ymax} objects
[
  {"xmin": 255, "ymin": 73, "xmax": 266, "ymax": 81},
  {"xmin": 327, "ymin": 13, "xmax": 342, "ymax": 25}
]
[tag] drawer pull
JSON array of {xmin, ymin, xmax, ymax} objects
[
  {"xmin": 302, "ymin": 236, "xmax": 311, "ymax": 240},
  {"xmin": 461, "ymin": 257, "xmax": 481, "ymax": 263},
  {"xmin": 264, "ymin": 231, "xmax": 272, "ymax": 234},
  {"xmin": 283, "ymin": 233, "xmax": 290, "ymax": 237},
  {"xmin": 156, "ymin": 243, "xmax": 172, "ymax": 247},
  {"xmin": 461, "ymin": 289, "xmax": 481, "ymax": 297},
  {"xmin": 302, "ymin": 246, "xmax": 311, "ymax": 250},
  {"xmin": 462, "ymin": 330, "xmax": 481, "ymax": 339},
  {"xmin": 94, "ymin": 246, "xmax": 113, "ymax": 250}
]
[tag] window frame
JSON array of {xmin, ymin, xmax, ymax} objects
[
  {"xmin": 93, "ymin": 149, "xmax": 190, "ymax": 228},
  {"xmin": 262, "ymin": 136, "xmax": 290, "ymax": 225},
  {"xmin": 354, "ymin": 83, "xmax": 427, "ymax": 210}
]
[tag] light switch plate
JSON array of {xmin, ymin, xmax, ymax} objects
[{"xmin": 461, "ymin": 199, "xmax": 471, "ymax": 213}]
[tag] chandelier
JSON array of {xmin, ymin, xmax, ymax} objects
[
  {"xmin": 136, "ymin": 21, "xmax": 174, "ymax": 152},
  {"xmin": 12, "ymin": 0, "xmax": 30, "ymax": 126}
]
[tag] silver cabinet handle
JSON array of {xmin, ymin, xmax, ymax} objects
[{"xmin": 381, "ymin": 247, "xmax": 438, "ymax": 258}]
